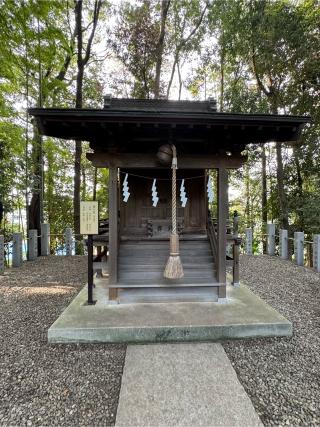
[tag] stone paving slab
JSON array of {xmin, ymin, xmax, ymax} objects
[
  {"xmin": 115, "ymin": 343, "xmax": 263, "ymax": 427},
  {"xmin": 48, "ymin": 282, "xmax": 292, "ymax": 343}
]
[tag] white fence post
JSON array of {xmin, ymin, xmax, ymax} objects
[
  {"xmin": 294, "ymin": 231, "xmax": 304, "ymax": 266},
  {"xmin": 28, "ymin": 229, "xmax": 38, "ymax": 261},
  {"xmin": 267, "ymin": 223, "xmax": 276, "ymax": 256},
  {"xmin": 245, "ymin": 228, "xmax": 253, "ymax": 255},
  {"xmin": 0, "ymin": 235, "xmax": 4, "ymax": 274},
  {"xmin": 12, "ymin": 232, "xmax": 23, "ymax": 267},
  {"xmin": 41, "ymin": 223, "xmax": 50, "ymax": 256},
  {"xmin": 279, "ymin": 229, "xmax": 288, "ymax": 259},
  {"xmin": 64, "ymin": 228, "xmax": 73, "ymax": 256},
  {"xmin": 313, "ymin": 234, "xmax": 320, "ymax": 273}
]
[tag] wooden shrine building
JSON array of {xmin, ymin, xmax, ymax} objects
[{"xmin": 29, "ymin": 98, "xmax": 308, "ymax": 304}]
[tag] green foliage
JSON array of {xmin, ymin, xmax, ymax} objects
[
  {"xmin": 0, "ymin": 0, "xmax": 319, "ymax": 242},
  {"xmin": 0, "ymin": 120, "xmax": 25, "ymax": 212},
  {"xmin": 111, "ymin": 1, "xmax": 160, "ymax": 98}
]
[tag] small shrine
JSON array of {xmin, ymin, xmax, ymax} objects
[{"xmin": 30, "ymin": 98, "xmax": 308, "ymax": 304}]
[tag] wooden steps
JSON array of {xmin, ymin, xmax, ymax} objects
[
  {"xmin": 119, "ymin": 263, "xmax": 215, "ymax": 271},
  {"xmin": 120, "ymin": 234, "xmax": 208, "ymax": 242},
  {"xmin": 119, "ymin": 270, "xmax": 216, "ymax": 280},
  {"xmin": 119, "ymin": 257, "xmax": 214, "ymax": 265},
  {"xmin": 117, "ymin": 238, "xmax": 217, "ymax": 288}
]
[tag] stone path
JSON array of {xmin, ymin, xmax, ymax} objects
[{"xmin": 115, "ymin": 343, "xmax": 263, "ymax": 427}]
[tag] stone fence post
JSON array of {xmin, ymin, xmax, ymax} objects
[
  {"xmin": 233, "ymin": 214, "xmax": 239, "ymax": 236},
  {"xmin": 279, "ymin": 229, "xmax": 288, "ymax": 259},
  {"xmin": 245, "ymin": 228, "xmax": 253, "ymax": 255},
  {"xmin": 12, "ymin": 232, "xmax": 23, "ymax": 267},
  {"xmin": 0, "ymin": 235, "xmax": 4, "ymax": 274},
  {"xmin": 41, "ymin": 223, "xmax": 50, "ymax": 256},
  {"xmin": 294, "ymin": 231, "xmax": 304, "ymax": 266},
  {"xmin": 267, "ymin": 223, "xmax": 276, "ymax": 256},
  {"xmin": 313, "ymin": 234, "xmax": 320, "ymax": 273},
  {"xmin": 28, "ymin": 229, "xmax": 38, "ymax": 261},
  {"xmin": 64, "ymin": 228, "xmax": 73, "ymax": 256}
]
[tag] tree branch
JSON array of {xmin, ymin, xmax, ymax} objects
[
  {"xmin": 54, "ymin": 26, "xmax": 76, "ymax": 82},
  {"xmin": 251, "ymin": 50, "xmax": 270, "ymax": 97},
  {"xmin": 83, "ymin": 0, "xmax": 103, "ymax": 66},
  {"xmin": 178, "ymin": 3, "xmax": 208, "ymax": 50},
  {"xmin": 166, "ymin": 3, "xmax": 208, "ymax": 98}
]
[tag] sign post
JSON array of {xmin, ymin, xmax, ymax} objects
[{"xmin": 80, "ymin": 201, "xmax": 99, "ymax": 305}]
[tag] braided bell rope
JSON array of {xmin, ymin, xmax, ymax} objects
[
  {"xmin": 171, "ymin": 145, "xmax": 177, "ymax": 236},
  {"xmin": 172, "ymin": 166, "xmax": 177, "ymax": 235}
]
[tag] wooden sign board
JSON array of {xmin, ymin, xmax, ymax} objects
[{"xmin": 80, "ymin": 201, "xmax": 99, "ymax": 235}]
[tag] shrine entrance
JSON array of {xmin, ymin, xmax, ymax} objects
[{"xmin": 119, "ymin": 169, "xmax": 207, "ymax": 240}]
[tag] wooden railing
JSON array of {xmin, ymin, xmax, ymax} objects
[
  {"xmin": 86, "ymin": 221, "xmax": 109, "ymax": 305},
  {"xmin": 227, "ymin": 234, "xmax": 241, "ymax": 286},
  {"xmin": 207, "ymin": 215, "xmax": 241, "ymax": 286},
  {"xmin": 207, "ymin": 217, "xmax": 218, "ymax": 261}
]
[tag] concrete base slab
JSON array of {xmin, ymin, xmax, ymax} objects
[
  {"xmin": 115, "ymin": 343, "xmax": 263, "ymax": 427},
  {"xmin": 48, "ymin": 281, "xmax": 292, "ymax": 343}
]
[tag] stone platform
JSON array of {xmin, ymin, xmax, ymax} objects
[{"xmin": 48, "ymin": 279, "xmax": 292, "ymax": 343}]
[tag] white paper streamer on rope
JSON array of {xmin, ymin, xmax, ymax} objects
[
  {"xmin": 207, "ymin": 175, "xmax": 214, "ymax": 203},
  {"xmin": 151, "ymin": 179, "xmax": 159, "ymax": 207},
  {"xmin": 180, "ymin": 179, "xmax": 187, "ymax": 207},
  {"xmin": 122, "ymin": 173, "xmax": 130, "ymax": 202}
]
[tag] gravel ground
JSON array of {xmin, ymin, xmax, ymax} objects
[
  {"xmin": 0, "ymin": 256, "xmax": 126, "ymax": 426},
  {"xmin": 224, "ymin": 255, "xmax": 320, "ymax": 427},
  {"xmin": 1, "ymin": 254, "xmax": 319, "ymax": 426}
]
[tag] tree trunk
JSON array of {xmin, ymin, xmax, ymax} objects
[
  {"xmin": 271, "ymin": 102, "xmax": 289, "ymax": 230},
  {"xmin": 261, "ymin": 145, "xmax": 267, "ymax": 252},
  {"xmin": 46, "ymin": 145, "xmax": 54, "ymax": 253},
  {"xmin": 154, "ymin": 0, "xmax": 170, "ymax": 98},
  {"xmin": 177, "ymin": 61, "xmax": 182, "ymax": 100},
  {"xmin": 93, "ymin": 167, "xmax": 98, "ymax": 200},
  {"xmin": 28, "ymin": 123, "xmax": 42, "ymax": 254},
  {"xmin": 245, "ymin": 163, "xmax": 250, "ymax": 227},
  {"xmin": 28, "ymin": 18, "xmax": 43, "ymax": 251},
  {"xmin": 275, "ymin": 141, "xmax": 289, "ymax": 230},
  {"xmin": 82, "ymin": 165, "xmax": 86, "ymax": 200},
  {"xmin": 74, "ymin": 0, "xmax": 84, "ymax": 252},
  {"xmin": 293, "ymin": 146, "xmax": 304, "ymax": 231},
  {"xmin": 219, "ymin": 31, "xmax": 225, "ymax": 111},
  {"xmin": 73, "ymin": 0, "xmax": 102, "ymax": 252}
]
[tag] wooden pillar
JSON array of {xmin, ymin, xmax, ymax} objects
[
  {"xmin": 232, "ymin": 213, "xmax": 240, "ymax": 287},
  {"xmin": 232, "ymin": 242, "xmax": 240, "ymax": 286},
  {"xmin": 108, "ymin": 166, "xmax": 118, "ymax": 300},
  {"xmin": 217, "ymin": 168, "xmax": 228, "ymax": 298}
]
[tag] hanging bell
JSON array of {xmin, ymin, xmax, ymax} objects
[{"xmin": 156, "ymin": 144, "xmax": 172, "ymax": 165}]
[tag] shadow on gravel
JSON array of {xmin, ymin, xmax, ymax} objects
[{"xmin": 0, "ymin": 258, "xmax": 126, "ymax": 427}]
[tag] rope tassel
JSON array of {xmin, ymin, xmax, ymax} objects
[{"xmin": 164, "ymin": 145, "xmax": 184, "ymax": 279}]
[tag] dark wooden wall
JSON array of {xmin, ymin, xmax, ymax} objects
[{"xmin": 119, "ymin": 169, "xmax": 207, "ymax": 237}]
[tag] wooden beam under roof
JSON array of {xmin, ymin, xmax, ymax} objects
[{"xmin": 86, "ymin": 152, "xmax": 247, "ymax": 169}]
